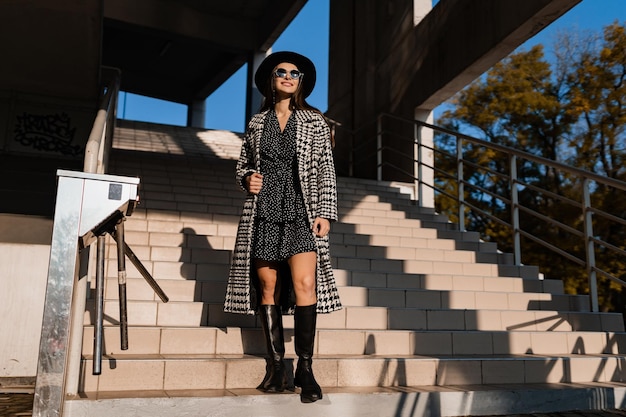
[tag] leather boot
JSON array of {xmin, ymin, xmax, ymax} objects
[
  {"xmin": 257, "ymin": 305, "xmax": 287, "ymax": 392},
  {"xmin": 294, "ymin": 303, "xmax": 322, "ymax": 403}
]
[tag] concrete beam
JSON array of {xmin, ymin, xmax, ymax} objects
[
  {"xmin": 392, "ymin": 0, "xmax": 581, "ymax": 112},
  {"xmin": 104, "ymin": 0, "xmax": 255, "ymax": 50},
  {"xmin": 104, "ymin": 0, "xmax": 306, "ymax": 52}
]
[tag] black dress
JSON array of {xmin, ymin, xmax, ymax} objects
[{"xmin": 251, "ymin": 110, "xmax": 316, "ymax": 261}]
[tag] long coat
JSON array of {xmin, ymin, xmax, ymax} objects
[{"xmin": 224, "ymin": 109, "xmax": 343, "ymax": 315}]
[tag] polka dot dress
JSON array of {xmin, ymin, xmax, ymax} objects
[{"xmin": 252, "ymin": 110, "xmax": 316, "ymax": 261}]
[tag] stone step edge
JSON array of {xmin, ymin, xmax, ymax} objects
[
  {"xmin": 87, "ymin": 299, "xmax": 606, "ymax": 315},
  {"xmin": 81, "ymin": 353, "xmax": 626, "ymax": 361},
  {"xmin": 65, "ymin": 382, "xmax": 626, "ymax": 417},
  {"xmin": 96, "ymin": 277, "xmax": 577, "ymax": 297},
  {"xmin": 83, "ymin": 324, "xmax": 626, "ymax": 334}
]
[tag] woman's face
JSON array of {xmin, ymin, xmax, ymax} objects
[{"xmin": 273, "ymin": 62, "xmax": 301, "ymax": 98}]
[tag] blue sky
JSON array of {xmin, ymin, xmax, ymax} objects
[{"xmin": 117, "ymin": 0, "xmax": 626, "ymax": 133}]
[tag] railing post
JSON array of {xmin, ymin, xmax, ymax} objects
[
  {"xmin": 583, "ymin": 178, "xmax": 599, "ymax": 312},
  {"xmin": 376, "ymin": 114, "xmax": 383, "ymax": 181},
  {"xmin": 456, "ymin": 138, "xmax": 465, "ymax": 232},
  {"xmin": 415, "ymin": 121, "xmax": 422, "ymax": 206},
  {"xmin": 510, "ymin": 155, "xmax": 522, "ymax": 266}
]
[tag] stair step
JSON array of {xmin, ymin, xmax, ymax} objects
[
  {"xmin": 81, "ymin": 326, "xmax": 626, "ymax": 356},
  {"xmin": 83, "ymin": 299, "xmax": 623, "ymax": 332},
  {"xmin": 64, "ymin": 382, "xmax": 626, "ymax": 417},
  {"xmin": 335, "ymin": 270, "xmax": 564, "ymax": 294},
  {"xmin": 97, "ymin": 276, "xmax": 585, "ymax": 310},
  {"xmin": 79, "ymin": 353, "xmax": 626, "ymax": 392}
]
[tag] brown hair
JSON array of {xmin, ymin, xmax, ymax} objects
[{"xmin": 259, "ymin": 71, "xmax": 335, "ymax": 147}]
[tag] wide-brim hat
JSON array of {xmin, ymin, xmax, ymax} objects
[{"xmin": 254, "ymin": 51, "xmax": 316, "ymax": 98}]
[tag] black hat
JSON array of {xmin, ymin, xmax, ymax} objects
[{"xmin": 254, "ymin": 51, "xmax": 316, "ymax": 98}]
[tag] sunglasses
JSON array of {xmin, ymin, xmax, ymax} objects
[{"xmin": 274, "ymin": 68, "xmax": 303, "ymax": 80}]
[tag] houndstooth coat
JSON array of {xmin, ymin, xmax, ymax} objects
[{"xmin": 224, "ymin": 109, "xmax": 343, "ymax": 315}]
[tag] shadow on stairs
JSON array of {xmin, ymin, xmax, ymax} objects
[{"xmin": 60, "ymin": 120, "xmax": 626, "ymax": 416}]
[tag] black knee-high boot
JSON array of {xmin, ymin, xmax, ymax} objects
[
  {"xmin": 294, "ymin": 303, "xmax": 322, "ymax": 403},
  {"xmin": 257, "ymin": 305, "xmax": 287, "ymax": 392}
]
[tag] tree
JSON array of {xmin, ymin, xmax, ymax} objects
[{"xmin": 435, "ymin": 22, "xmax": 626, "ymax": 312}]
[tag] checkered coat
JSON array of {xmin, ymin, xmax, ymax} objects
[{"xmin": 224, "ymin": 109, "xmax": 342, "ymax": 315}]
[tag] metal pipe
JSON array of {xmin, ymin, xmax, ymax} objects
[
  {"xmin": 93, "ymin": 235, "xmax": 106, "ymax": 374},
  {"xmin": 116, "ymin": 220, "xmax": 129, "ymax": 350},
  {"xmin": 110, "ymin": 231, "xmax": 169, "ymax": 303},
  {"xmin": 456, "ymin": 139, "xmax": 465, "ymax": 232},
  {"xmin": 415, "ymin": 122, "xmax": 422, "ymax": 205},
  {"xmin": 377, "ymin": 115, "xmax": 383, "ymax": 181},
  {"xmin": 583, "ymin": 179, "xmax": 599, "ymax": 312},
  {"xmin": 510, "ymin": 155, "xmax": 521, "ymax": 266}
]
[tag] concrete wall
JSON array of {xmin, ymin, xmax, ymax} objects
[
  {"xmin": 0, "ymin": 91, "xmax": 98, "ymax": 159},
  {"xmin": 0, "ymin": 244, "xmax": 50, "ymax": 378},
  {"xmin": 0, "ymin": 0, "xmax": 102, "ymax": 158},
  {"xmin": 0, "ymin": 0, "xmax": 102, "ymax": 100},
  {"xmin": 0, "ymin": 1, "xmax": 104, "ymax": 216}
]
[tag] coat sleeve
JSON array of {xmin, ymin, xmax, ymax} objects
[
  {"xmin": 315, "ymin": 116, "xmax": 338, "ymax": 222},
  {"xmin": 235, "ymin": 119, "xmax": 259, "ymax": 192}
]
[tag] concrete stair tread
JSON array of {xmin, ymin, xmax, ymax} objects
[
  {"xmin": 83, "ymin": 318, "xmax": 626, "ymax": 356},
  {"xmin": 85, "ymin": 298, "xmax": 621, "ymax": 332},
  {"xmin": 82, "ymin": 352, "xmax": 626, "ymax": 360},
  {"xmin": 89, "ymin": 297, "xmax": 598, "ymax": 314},
  {"xmin": 67, "ymin": 382, "xmax": 626, "ymax": 417},
  {"xmin": 78, "ymin": 352, "xmax": 626, "ymax": 392},
  {"xmin": 99, "ymin": 271, "xmax": 564, "ymax": 295}
]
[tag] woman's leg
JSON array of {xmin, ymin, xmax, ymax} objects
[
  {"xmin": 288, "ymin": 251, "xmax": 323, "ymax": 403},
  {"xmin": 256, "ymin": 259, "xmax": 281, "ymax": 305},
  {"xmin": 255, "ymin": 260, "xmax": 287, "ymax": 392},
  {"xmin": 287, "ymin": 252, "xmax": 317, "ymax": 306}
]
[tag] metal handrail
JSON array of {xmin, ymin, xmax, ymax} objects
[
  {"xmin": 65, "ymin": 67, "xmax": 122, "ymax": 398},
  {"xmin": 84, "ymin": 67, "xmax": 121, "ymax": 174},
  {"xmin": 337, "ymin": 112, "xmax": 626, "ymax": 313}
]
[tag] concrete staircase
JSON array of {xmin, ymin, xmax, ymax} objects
[{"xmin": 70, "ymin": 120, "xmax": 626, "ymax": 416}]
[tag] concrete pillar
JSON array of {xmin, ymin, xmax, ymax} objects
[
  {"xmin": 246, "ymin": 51, "xmax": 270, "ymax": 122},
  {"xmin": 188, "ymin": 99, "xmax": 206, "ymax": 128}
]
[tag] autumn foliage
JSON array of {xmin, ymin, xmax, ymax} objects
[{"xmin": 436, "ymin": 22, "xmax": 626, "ymax": 313}]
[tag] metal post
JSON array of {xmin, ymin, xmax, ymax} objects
[
  {"xmin": 415, "ymin": 121, "xmax": 422, "ymax": 205},
  {"xmin": 376, "ymin": 114, "xmax": 383, "ymax": 181},
  {"xmin": 33, "ymin": 176, "xmax": 84, "ymax": 417},
  {"xmin": 510, "ymin": 155, "xmax": 522, "ymax": 266},
  {"xmin": 116, "ymin": 220, "xmax": 129, "ymax": 350},
  {"xmin": 583, "ymin": 178, "xmax": 599, "ymax": 312},
  {"xmin": 93, "ymin": 235, "xmax": 106, "ymax": 375},
  {"xmin": 456, "ymin": 139, "xmax": 465, "ymax": 232}
]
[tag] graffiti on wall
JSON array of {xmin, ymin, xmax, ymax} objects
[{"xmin": 14, "ymin": 112, "xmax": 82, "ymax": 156}]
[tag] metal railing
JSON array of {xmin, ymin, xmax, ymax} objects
[
  {"xmin": 339, "ymin": 113, "xmax": 626, "ymax": 313},
  {"xmin": 65, "ymin": 67, "xmax": 121, "ymax": 398},
  {"xmin": 84, "ymin": 67, "xmax": 121, "ymax": 174}
]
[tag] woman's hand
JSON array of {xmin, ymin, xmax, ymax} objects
[
  {"xmin": 312, "ymin": 217, "xmax": 330, "ymax": 237},
  {"xmin": 246, "ymin": 172, "xmax": 263, "ymax": 195}
]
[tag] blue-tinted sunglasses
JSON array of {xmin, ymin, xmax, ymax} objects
[{"xmin": 274, "ymin": 68, "xmax": 303, "ymax": 80}]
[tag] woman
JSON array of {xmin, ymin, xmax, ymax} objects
[{"xmin": 224, "ymin": 51, "xmax": 342, "ymax": 403}]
